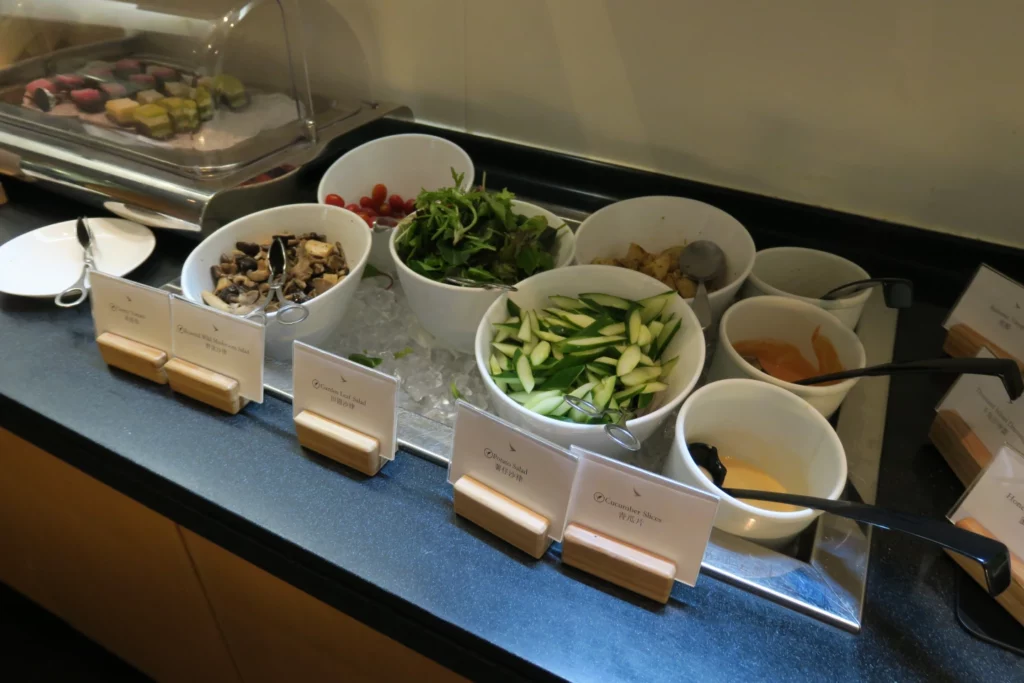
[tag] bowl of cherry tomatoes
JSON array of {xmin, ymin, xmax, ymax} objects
[{"xmin": 317, "ymin": 134, "xmax": 475, "ymax": 273}]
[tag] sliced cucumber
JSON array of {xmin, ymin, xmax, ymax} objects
[
  {"xmin": 493, "ymin": 325, "xmax": 511, "ymax": 343},
  {"xmin": 560, "ymin": 335, "xmax": 625, "ymax": 349},
  {"xmin": 599, "ymin": 322, "xmax": 626, "ymax": 336},
  {"xmin": 594, "ymin": 356, "xmax": 618, "ymax": 366},
  {"xmin": 517, "ymin": 315, "xmax": 533, "ymax": 343},
  {"xmin": 659, "ymin": 356, "xmax": 678, "ymax": 379},
  {"xmin": 492, "ymin": 342, "xmax": 519, "ymax": 357},
  {"xmin": 620, "ymin": 365, "xmax": 662, "ymax": 387},
  {"xmin": 585, "ymin": 369, "xmax": 602, "ymax": 385},
  {"xmin": 613, "ymin": 384, "xmax": 645, "ymax": 401},
  {"xmin": 526, "ymin": 393, "xmax": 567, "ymax": 415},
  {"xmin": 609, "ymin": 396, "xmax": 620, "ymax": 411},
  {"xmin": 570, "ymin": 392, "xmax": 593, "ymax": 423},
  {"xmin": 530, "ymin": 340, "xmax": 551, "ymax": 367},
  {"xmin": 627, "ymin": 308, "xmax": 643, "ymax": 344},
  {"xmin": 538, "ymin": 365, "xmax": 585, "ymax": 392},
  {"xmin": 637, "ymin": 324, "xmax": 652, "ymax": 347},
  {"xmin": 488, "ymin": 354, "xmax": 502, "ymax": 375},
  {"xmin": 559, "ymin": 311, "xmax": 597, "ymax": 329},
  {"xmin": 641, "ymin": 381, "xmax": 669, "ymax": 394},
  {"xmin": 580, "ymin": 292, "xmax": 632, "ymax": 310},
  {"xmin": 638, "ymin": 291, "xmax": 674, "ymax": 323},
  {"xmin": 536, "ymin": 329, "xmax": 566, "ymax": 343},
  {"xmin": 515, "ymin": 351, "xmax": 536, "ymax": 393},
  {"xmin": 593, "ymin": 375, "xmax": 617, "ymax": 410},
  {"xmin": 529, "ymin": 309, "xmax": 541, "ymax": 334},
  {"xmin": 552, "ymin": 381, "xmax": 597, "ymax": 417},
  {"xmin": 522, "ymin": 338, "xmax": 538, "ymax": 355},
  {"xmin": 654, "ymin": 316, "xmax": 681, "ymax": 359},
  {"xmin": 639, "ymin": 353, "xmax": 656, "ymax": 366},
  {"xmin": 616, "ymin": 344, "xmax": 643, "ymax": 376},
  {"xmin": 552, "ymin": 347, "xmax": 564, "ymax": 361},
  {"xmin": 648, "ymin": 319, "xmax": 664, "ymax": 340},
  {"xmin": 506, "ymin": 298, "xmax": 521, "ymax": 317},
  {"xmin": 510, "ymin": 388, "xmax": 561, "ymax": 404},
  {"xmin": 637, "ymin": 392, "xmax": 654, "ymax": 412},
  {"xmin": 549, "ymin": 295, "xmax": 591, "ymax": 311}
]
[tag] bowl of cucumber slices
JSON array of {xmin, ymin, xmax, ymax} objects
[{"xmin": 474, "ymin": 264, "xmax": 706, "ymax": 457}]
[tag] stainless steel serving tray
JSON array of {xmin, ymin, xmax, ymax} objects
[{"xmin": 163, "ymin": 201, "xmax": 896, "ymax": 631}]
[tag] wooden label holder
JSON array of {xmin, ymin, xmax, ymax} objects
[
  {"xmin": 944, "ymin": 323, "xmax": 1024, "ymax": 372},
  {"xmin": 947, "ymin": 517, "xmax": 1024, "ymax": 627},
  {"xmin": 294, "ymin": 409, "xmax": 384, "ymax": 477},
  {"xmin": 96, "ymin": 332, "xmax": 168, "ymax": 385},
  {"xmin": 561, "ymin": 523, "xmax": 677, "ymax": 604},
  {"xmin": 164, "ymin": 357, "xmax": 247, "ymax": 415},
  {"xmin": 929, "ymin": 409, "xmax": 994, "ymax": 486},
  {"xmin": 452, "ymin": 475, "xmax": 551, "ymax": 559}
]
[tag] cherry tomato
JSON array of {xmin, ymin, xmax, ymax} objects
[
  {"xmin": 378, "ymin": 202, "xmax": 392, "ymax": 217},
  {"xmin": 362, "ymin": 206, "xmax": 377, "ymax": 217},
  {"xmin": 388, "ymin": 194, "xmax": 404, "ymax": 209},
  {"xmin": 403, "ymin": 198, "xmax": 416, "ymax": 214},
  {"xmin": 325, "ymin": 193, "xmax": 344, "ymax": 207},
  {"xmin": 359, "ymin": 196, "xmax": 374, "ymax": 208},
  {"xmin": 360, "ymin": 213, "xmax": 374, "ymax": 228},
  {"xmin": 344, "ymin": 203, "xmax": 359, "ymax": 213},
  {"xmin": 371, "ymin": 183, "xmax": 387, "ymax": 205}
]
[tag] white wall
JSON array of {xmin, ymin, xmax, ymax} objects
[{"xmin": 316, "ymin": 1, "xmax": 1024, "ymax": 247}]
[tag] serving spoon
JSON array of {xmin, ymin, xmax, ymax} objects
[
  {"xmin": 820, "ymin": 277, "xmax": 914, "ymax": 308},
  {"xmin": 687, "ymin": 442, "xmax": 1011, "ymax": 597},
  {"xmin": 677, "ymin": 240, "xmax": 725, "ymax": 330}
]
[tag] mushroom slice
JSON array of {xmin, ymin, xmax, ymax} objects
[{"xmin": 202, "ymin": 290, "xmax": 234, "ymax": 313}]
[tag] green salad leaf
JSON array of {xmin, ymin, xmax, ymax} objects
[{"xmin": 394, "ymin": 169, "xmax": 562, "ymax": 285}]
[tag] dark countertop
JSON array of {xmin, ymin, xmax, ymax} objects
[{"xmin": 3, "ymin": 125, "xmax": 1024, "ymax": 682}]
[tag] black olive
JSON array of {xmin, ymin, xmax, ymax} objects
[
  {"xmin": 237, "ymin": 256, "xmax": 258, "ymax": 273},
  {"xmin": 235, "ymin": 241, "xmax": 260, "ymax": 256},
  {"xmin": 217, "ymin": 284, "xmax": 241, "ymax": 303},
  {"xmin": 210, "ymin": 265, "xmax": 222, "ymax": 281}
]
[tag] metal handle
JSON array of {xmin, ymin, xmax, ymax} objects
[
  {"xmin": 563, "ymin": 395, "xmax": 642, "ymax": 452},
  {"xmin": 724, "ymin": 488, "xmax": 1012, "ymax": 597},
  {"xmin": 820, "ymin": 278, "xmax": 914, "ymax": 308},
  {"xmin": 54, "ymin": 265, "xmax": 89, "ymax": 308},
  {"xmin": 692, "ymin": 279, "xmax": 712, "ymax": 330},
  {"xmin": 275, "ymin": 301, "xmax": 309, "ymax": 325}
]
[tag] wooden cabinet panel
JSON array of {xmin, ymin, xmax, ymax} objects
[
  {"xmin": 0, "ymin": 428, "xmax": 241, "ymax": 683},
  {"xmin": 182, "ymin": 529, "xmax": 467, "ymax": 683}
]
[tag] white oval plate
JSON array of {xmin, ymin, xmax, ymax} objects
[{"xmin": 0, "ymin": 218, "xmax": 156, "ymax": 298}]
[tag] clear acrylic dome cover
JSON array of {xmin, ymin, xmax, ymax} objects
[{"xmin": 0, "ymin": 0, "xmax": 361, "ymax": 176}]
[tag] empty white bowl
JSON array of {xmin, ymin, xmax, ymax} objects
[
  {"xmin": 707, "ymin": 295, "xmax": 866, "ymax": 418},
  {"xmin": 475, "ymin": 264, "xmax": 706, "ymax": 458},
  {"xmin": 181, "ymin": 204, "xmax": 372, "ymax": 358},
  {"xmin": 317, "ymin": 134, "xmax": 475, "ymax": 273},
  {"xmin": 392, "ymin": 200, "xmax": 575, "ymax": 354},
  {"xmin": 665, "ymin": 379, "xmax": 848, "ymax": 545},
  {"xmin": 573, "ymin": 196, "xmax": 756, "ymax": 323},
  {"xmin": 742, "ymin": 247, "xmax": 872, "ymax": 329}
]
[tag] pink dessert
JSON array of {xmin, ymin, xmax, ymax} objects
[
  {"xmin": 129, "ymin": 73, "xmax": 156, "ymax": 88},
  {"xmin": 55, "ymin": 74, "xmax": 86, "ymax": 91},
  {"xmin": 100, "ymin": 82, "xmax": 127, "ymax": 99},
  {"xmin": 70, "ymin": 88, "xmax": 105, "ymax": 113},
  {"xmin": 145, "ymin": 65, "xmax": 178, "ymax": 86},
  {"xmin": 114, "ymin": 59, "xmax": 142, "ymax": 78},
  {"xmin": 25, "ymin": 78, "xmax": 55, "ymax": 95}
]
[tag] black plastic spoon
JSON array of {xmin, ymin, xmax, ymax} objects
[
  {"xmin": 687, "ymin": 442, "xmax": 1011, "ymax": 596},
  {"xmin": 794, "ymin": 357, "xmax": 1023, "ymax": 401},
  {"xmin": 820, "ymin": 277, "xmax": 914, "ymax": 308}
]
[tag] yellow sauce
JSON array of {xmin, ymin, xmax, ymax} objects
[{"xmin": 701, "ymin": 456, "xmax": 799, "ymax": 513}]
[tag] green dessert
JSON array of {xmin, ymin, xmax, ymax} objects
[
  {"xmin": 136, "ymin": 89, "xmax": 163, "ymax": 106},
  {"xmin": 162, "ymin": 81, "xmax": 191, "ymax": 99},
  {"xmin": 192, "ymin": 86, "xmax": 214, "ymax": 121},
  {"xmin": 155, "ymin": 97, "xmax": 199, "ymax": 133},
  {"xmin": 213, "ymin": 74, "xmax": 249, "ymax": 111},
  {"xmin": 132, "ymin": 104, "xmax": 173, "ymax": 139}
]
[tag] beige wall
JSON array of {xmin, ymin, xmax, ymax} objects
[{"xmin": 314, "ymin": 0, "xmax": 1024, "ymax": 248}]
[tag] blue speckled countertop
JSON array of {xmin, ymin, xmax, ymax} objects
[{"xmin": 2, "ymin": 137, "xmax": 1024, "ymax": 681}]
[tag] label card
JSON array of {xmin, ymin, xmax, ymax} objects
[
  {"xmin": 292, "ymin": 342, "xmax": 399, "ymax": 461},
  {"xmin": 946, "ymin": 265, "xmax": 1024, "ymax": 362},
  {"xmin": 950, "ymin": 445, "xmax": 1024, "ymax": 560},
  {"xmin": 448, "ymin": 402, "xmax": 579, "ymax": 541},
  {"xmin": 89, "ymin": 271, "xmax": 172, "ymax": 353},
  {"xmin": 938, "ymin": 348, "xmax": 1024, "ymax": 455},
  {"xmin": 564, "ymin": 447, "xmax": 719, "ymax": 587},
  {"xmin": 170, "ymin": 296, "xmax": 265, "ymax": 402}
]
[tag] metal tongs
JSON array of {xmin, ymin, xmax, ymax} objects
[
  {"xmin": 55, "ymin": 217, "xmax": 95, "ymax": 308},
  {"xmin": 243, "ymin": 237, "xmax": 310, "ymax": 325},
  {"xmin": 562, "ymin": 395, "xmax": 642, "ymax": 452}
]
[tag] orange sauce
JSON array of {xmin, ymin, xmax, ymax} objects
[{"xmin": 733, "ymin": 327, "xmax": 843, "ymax": 384}]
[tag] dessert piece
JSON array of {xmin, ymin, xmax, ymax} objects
[
  {"xmin": 25, "ymin": 78, "xmax": 55, "ymax": 95},
  {"xmin": 197, "ymin": 76, "xmax": 215, "ymax": 91},
  {"xmin": 136, "ymin": 89, "xmax": 163, "ymax": 106},
  {"xmin": 99, "ymin": 82, "xmax": 128, "ymax": 100},
  {"xmin": 83, "ymin": 65, "xmax": 113, "ymax": 80},
  {"xmin": 162, "ymin": 81, "xmax": 191, "ymax": 98},
  {"xmin": 145, "ymin": 65, "xmax": 178, "ymax": 88},
  {"xmin": 132, "ymin": 104, "xmax": 174, "ymax": 139},
  {"xmin": 129, "ymin": 73, "xmax": 156, "ymax": 89},
  {"xmin": 105, "ymin": 98, "xmax": 139, "ymax": 126},
  {"xmin": 156, "ymin": 97, "xmax": 199, "ymax": 132},
  {"xmin": 213, "ymin": 74, "xmax": 248, "ymax": 110},
  {"xmin": 114, "ymin": 59, "xmax": 142, "ymax": 79},
  {"xmin": 192, "ymin": 86, "xmax": 214, "ymax": 120},
  {"xmin": 70, "ymin": 88, "xmax": 105, "ymax": 113},
  {"xmin": 54, "ymin": 74, "xmax": 86, "ymax": 91},
  {"xmin": 31, "ymin": 86, "xmax": 59, "ymax": 112}
]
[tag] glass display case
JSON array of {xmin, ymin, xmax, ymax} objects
[{"xmin": 0, "ymin": 0, "xmax": 406, "ymax": 233}]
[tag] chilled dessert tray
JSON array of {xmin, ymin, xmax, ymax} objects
[{"xmin": 163, "ymin": 201, "xmax": 897, "ymax": 631}]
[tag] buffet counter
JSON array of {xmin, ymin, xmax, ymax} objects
[{"xmin": 1, "ymin": 122, "xmax": 1023, "ymax": 682}]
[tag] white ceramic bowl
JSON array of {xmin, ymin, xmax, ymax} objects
[
  {"xmin": 663, "ymin": 378, "xmax": 847, "ymax": 544},
  {"xmin": 665, "ymin": 379, "xmax": 848, "ymax": 545},
  {"xmin": 742, "ymin": 247, "xmax": 872, "ymax": 329},
  {"xmin": 573, "ymin": 196, "xmax": 755, "ymax": 323},
  {"xmin": 475, "ymin": 264, "xmax": 706, "ymax": 457},
  {"xmin": 181, "ymin": 204, "xmax": 372, "ymax": 358},
  {"xmin": 707, "ymin": 295, "xmax": 866, "ymax": 418},
  {"xmin": 317, "ymin": 134, "xmax": 475, "ymax": 273},
  {"xmin": 392, "ymin": 200, "xmax": 576, "ymax": 354}
]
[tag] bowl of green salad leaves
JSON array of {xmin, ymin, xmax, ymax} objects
[{"xmin": 391, "ymin": 172, "xmax": 575, "ymax": 352}]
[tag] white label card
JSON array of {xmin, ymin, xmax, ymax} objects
[
  {"xmin": 564, "ymin": 447, "xmax": 719, "ymax": 587},
  {"xmin": 946, "ymin": 264, "xmax": 1024, "ymax": 362},
  {"xmin": 950, "ymin": 445, "xmax": 1024, "ymax": 560},
  {"xmin": 938, "ymin": 348, "xmax": 1024, "ymax": 455},
  {"xmin": 292, "ymin": 342, "xmax": 399, "ymax": 461},
  {"xmin": 170, "ymin": 296, "xmax": 265, "ymax": 402},
  {"xmin": 448, "ymin": 402, "xmax": 578, "ymax": 541},
  {"xmin": 89, "ymin": 271, "xmax": 172, "ymax": 353}
]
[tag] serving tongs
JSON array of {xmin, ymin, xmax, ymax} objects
[
  {"xmin": 688, "ymin": 441, "xmax": 1012, "ymax": 597},
  {"xmin": 55, "ymin": 217, "xmax": 95, "ymax": 308},
  {"xmin": 563, "ymin": 395, "xmax": 642, "ymax": 452},
  {"xmin": 243, "ymin": 237, "xmax": 310, "ymax": 326}
]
